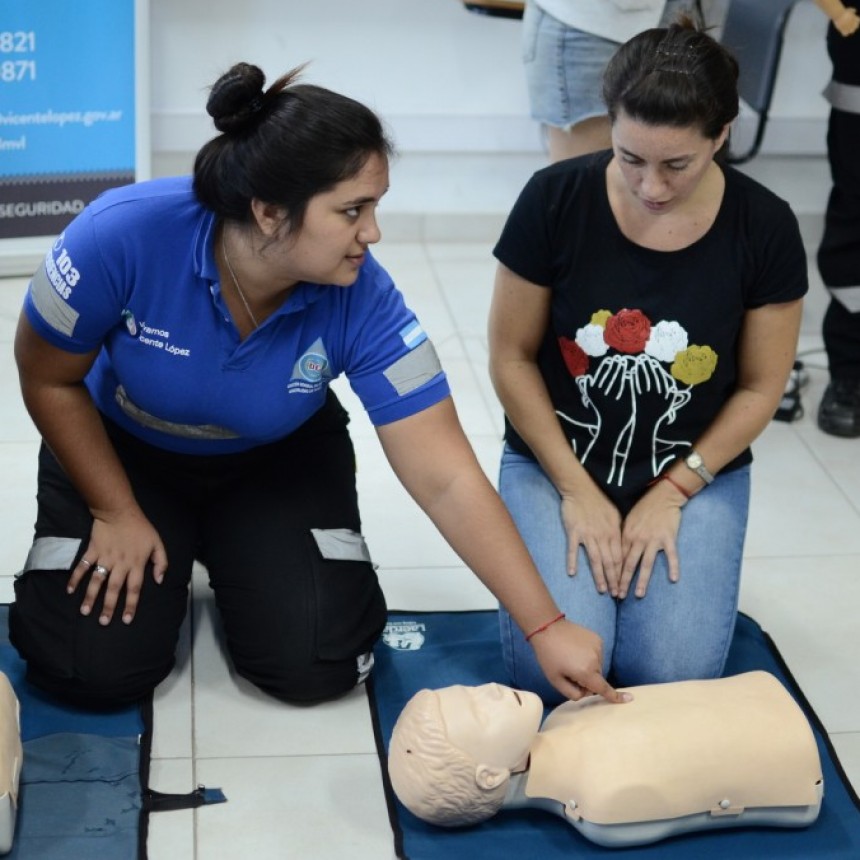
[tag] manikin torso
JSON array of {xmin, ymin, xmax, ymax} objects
[{"xmin": 504, "ymin": 672, "xmax": 822, "ymax": 835}]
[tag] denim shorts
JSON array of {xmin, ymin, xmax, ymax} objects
[{"xmin": 523, "ymin": 1, "xmax": 684, "ymax": 129}]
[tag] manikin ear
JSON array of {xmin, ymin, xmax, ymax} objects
[
  {"xmin": 475, "ymin": 764, "xmax": 510, "ymax": 791},
  {"xmin": 250, "ymin": 198, "xmax": 288, "ymax": 239}
]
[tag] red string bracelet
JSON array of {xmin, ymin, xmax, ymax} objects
[
  {"xmin": 649, "ymin": 473, "xmax": 692, "ymax": 500},
  {"xmin": 525, "ymin": 612, "xmax": 566, "ymax": 643}
]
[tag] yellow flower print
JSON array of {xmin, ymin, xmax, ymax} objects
[
  {"xmin": 671, "ymin": 345, "xmax": 718, "ymax": 385},
  {"xmin": 590, "ymin": 309, "xmax": 612, "ymax": 327}
]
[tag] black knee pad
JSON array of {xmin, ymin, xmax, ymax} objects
[
  {"xmin": 240, "ymin": 652, "xmax": 374, "ymax": 704},
  {"xmin": 11, "ymin": 569, "xmax": 174, "ymax": 707},
  {"xmin": 228, "ymin": 527, "xmax": 386, "ymax": 704},
  {"xmin": 308, "ymin": 528, "xmax": 387, "ymax": 657}
]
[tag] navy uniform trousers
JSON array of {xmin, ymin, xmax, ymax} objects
[
  {"xmin": 10, "ymin": 392, "xmax": 387, "ymax": 707},
  {"xmin": 818, "ymin": 24, "xmax": 860, "ymax": 381}
]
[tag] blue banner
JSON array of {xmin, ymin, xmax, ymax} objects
[{"xmin": 0, "ymin": 1, "xmax": 138, "ymax": 240}]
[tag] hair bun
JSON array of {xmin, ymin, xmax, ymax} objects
[{"xmin": 207, "ymin": 62, "xmax": 267, "ymax": 133}]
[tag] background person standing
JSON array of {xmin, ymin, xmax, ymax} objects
[{"xmin": 814, "ymin": 0, "xmax": 860, "ymax": 436}]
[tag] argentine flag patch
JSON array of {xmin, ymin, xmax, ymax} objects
[{"xmin": 399, "ymin": 321, "xmax": 427, "ymax": 350}]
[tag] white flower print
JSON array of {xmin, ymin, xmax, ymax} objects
[
  {"xmin": 575, "ymin": 323, "xmax": 610, "ymax": 357},
  {"xmin": 645, "ymin": 320, "xmax": 688, "ymax": 363}
]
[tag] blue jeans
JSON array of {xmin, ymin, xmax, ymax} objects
[{"xmin": 498, "ymin": 446, "xmax": 749, "ymax": 704}]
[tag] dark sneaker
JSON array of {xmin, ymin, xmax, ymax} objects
[
  {"xmin": 818, "ymin": 379, "xmax": 860, "ymax": 438},
  {"xmin": 774, "ymin": 360, "xmax": 808, "ymax": 422}
]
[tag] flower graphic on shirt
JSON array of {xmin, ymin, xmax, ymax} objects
[
  {"xmin": 559, "ymin": 337, "xmax": 590, "ymax": 377},
  {"xmin": 645, "ymin": 320, "xmax": 688, "ymax": 363},
  {"xmin": 556, "ymin": 308, "xmax": 717, "ymax": 485},
  {"xmin": 671, "ymin": 345, "xmax": 719, "ymax": 385},
  {"xmin": 604, "ymin": 308, "xmax": 651, "ymax": 353}
]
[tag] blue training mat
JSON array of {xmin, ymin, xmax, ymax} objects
[
  {"xmin": 0, "ymin": 605, "xmax": 149, "ymax": 860},
  {"xmin": 368, "ymin": 610, "xmax": 860, "ymax": 860}
]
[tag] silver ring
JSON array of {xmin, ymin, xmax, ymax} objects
[
  {"xmin": 93, "ymin": 565, "xmax": 109, "ymax": 577},
  {"xmin": 81, "ymin": 558, "xmax": 92, "ymax": 567}
]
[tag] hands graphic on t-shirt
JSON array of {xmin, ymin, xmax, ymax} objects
[
  {"xmin": 557, "ymin": 309, "xmax": 716, "ymax": 488},
  {"xmin": 561, "ymin": 353, "xmax": 690, "ymax": 485}
]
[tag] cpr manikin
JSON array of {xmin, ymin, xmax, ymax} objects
[
  {"xmin": 387, "ymin": 672, "xmax": 823, "ymax": 848},
  {"xmin": 0, "ymin": 673, "xmax": 21, "ymax": 854}
]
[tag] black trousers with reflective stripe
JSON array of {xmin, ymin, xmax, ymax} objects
[
  {"xmin": 819, "ymin": 27, "xmax": 860, "ymax": 381},
  {"xmin": 10, "ymin": 392, "xmax": 387, "ymax": 707}
]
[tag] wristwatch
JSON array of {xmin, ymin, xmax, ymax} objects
[{"xmin": 684, "ymin": 450, "xmax": 714, "ymax": 485}]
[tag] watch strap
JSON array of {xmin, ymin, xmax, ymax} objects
[{"xmin": 686, "ymin": 450, "xmax": 715, "ymax": 485}]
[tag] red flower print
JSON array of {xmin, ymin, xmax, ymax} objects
[
  {"xmin": 603, "ymin": 309, "xmax": 652, "ymax": 354},
  {"xmin": 559, "ymin": 336, "xmax": 589, "ymax": 377}
]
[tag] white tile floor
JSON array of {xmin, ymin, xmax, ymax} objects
[{"xmin": 1, "ymin": 154, "xmax": 859, "ymax": 858}]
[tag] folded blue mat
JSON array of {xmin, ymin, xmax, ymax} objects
[
  {"xmin": 0, "ymin": 605, "xmax": 147, "ymax": 859},
  {"xmin": 368, "ymin": 610, "xmax": 860, "ymax": 859}
]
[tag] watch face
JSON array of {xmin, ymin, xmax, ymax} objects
[{"xmin": 687, "ymin": 453, "xmax": 702, "ymax": 469}]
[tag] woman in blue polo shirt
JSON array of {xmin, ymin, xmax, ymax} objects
[{"xmin": 10, "ymin": 61, "xmax": 625, "ymax": 708}]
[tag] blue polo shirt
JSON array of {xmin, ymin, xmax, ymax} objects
[{"xmin": 25, "ymin": 176, "xmax": 449, "ymax": 454}]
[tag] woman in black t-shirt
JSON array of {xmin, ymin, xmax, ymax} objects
[{"xmin": 490, "ymin": 15, "xmax": 806, "ymax": 703}]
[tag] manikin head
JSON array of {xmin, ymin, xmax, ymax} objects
[{"xmin": 387, "ymin": 683, "xmax": 543, "ymax": 827}]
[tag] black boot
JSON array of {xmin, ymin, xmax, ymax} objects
[{"xmin": 818, "ymin": 379, "xmax": 860, "ymax": 438}]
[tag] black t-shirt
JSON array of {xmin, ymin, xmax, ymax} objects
[{"xmin": 493, "ymin": 150, "xmax": 808, "ymax": 514}]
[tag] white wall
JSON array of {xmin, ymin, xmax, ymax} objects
[{"xmin": 149, "ymin": 0, "xmax": 834, "ymax": 161}]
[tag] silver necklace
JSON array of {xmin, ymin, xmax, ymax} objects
[{"xmin": 221, "ymin": 230, "xmax": 260, "ymax": 330}]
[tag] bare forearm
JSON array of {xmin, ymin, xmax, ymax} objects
[
  {"xmin": 816, "ymin": 0, "xmax": 849, "ymax": 22},
  {"xmin": 492, "ymin": 360, "xmax": 595, "ymax": 497},
  {"xmin": 379, "ymin": 399, "xmax": 625, "ymax": 702},
  {"xmin": 686, "ymin": 388, "xmax": 781, "ymax": 478},
  {"xmin": 378, "ymin": 402, "xmax": 561, "ymax": 634},
  {"xmin": 815, "ymin": 0, "xmax": 860, "ymax": 34},
  {"xmin": 488, "ymin": 267, "xmax": 599, "ymax": 499},
  {"xmin": 419, "ymin": 466, "xmax": 561, "ymax": 631},
  {"xmin": 669, "ymin": 301, "xmax": 802, "ymax": 491}
]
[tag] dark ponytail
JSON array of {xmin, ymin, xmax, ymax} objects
[{"xmin": 193, "ymin": 61, "xmax": 394, "ymax": 233}]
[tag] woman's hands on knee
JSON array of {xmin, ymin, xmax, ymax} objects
[
  {"xmin": 560, "ymin": 486, "xmax": 623, "ymax": 596},
  {"xmin": 618, "ymin": 482, "xmax": 684, "ymax": 599},
  {"xmin": 67, "ymin": 508, "xmax": 168, "ymax": 626}
]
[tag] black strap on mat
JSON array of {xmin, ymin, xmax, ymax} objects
[{"xmin": 135, "ymin": 695, "xmax": 227, "ymax": 859}]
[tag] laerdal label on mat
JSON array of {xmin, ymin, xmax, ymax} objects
[{"xmin": 382, "ymin": 620, "xmax": 426, "ymax": 651}]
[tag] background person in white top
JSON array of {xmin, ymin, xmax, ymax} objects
[{"xmin": 522, "ymin": 0, "xmax": 698, "ymax": 161}]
